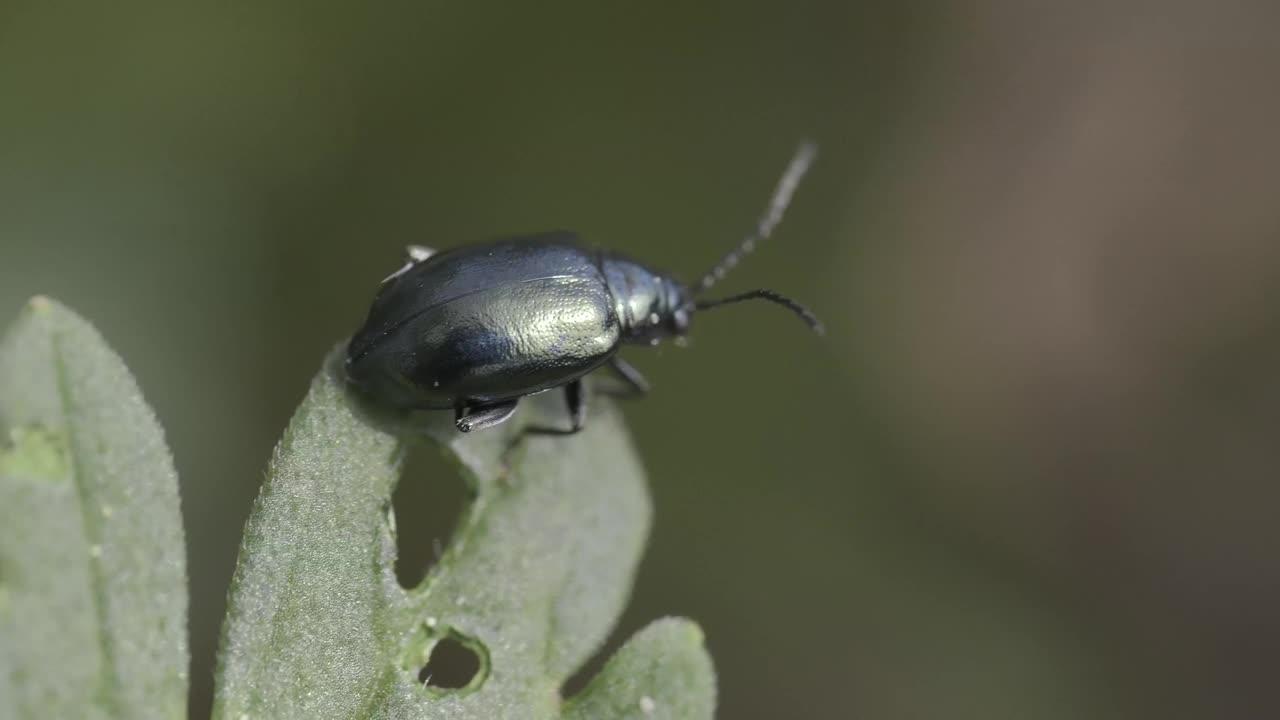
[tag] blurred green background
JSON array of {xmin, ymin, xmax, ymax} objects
[{"xmin": 3, "ymin": 2, "xmax": 1278, "ymax": 718}]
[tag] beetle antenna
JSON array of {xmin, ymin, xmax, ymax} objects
[
  {"xmin": 695, "ymin": 289, "xmax": 825, "ymax": 335},
  {"xmin": 695, "ymin": 140, "xmax": 818, "ymax": 294}
]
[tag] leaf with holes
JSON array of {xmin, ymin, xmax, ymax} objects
[
  {"xmin": 0, "ymin": 297, "xmax": 189, "ymax": 719},
  {"xmin": 212, "ymin": 349, "xmax": 716, "ymax": 719}
]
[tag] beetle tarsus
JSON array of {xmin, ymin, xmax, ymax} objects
[
  {"xmin": 406, "ymin": 245, "xmax": 436, "ymax": 262},
  {"xmin": 455, "ymin": 400, "xmax": 518, "ymax": 433}
]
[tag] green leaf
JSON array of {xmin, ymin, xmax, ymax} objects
[
  {"xmin": 562, "ymin": 618, "xmax": 717, "ymax": 720},
  {"xmin": 212, "ymin": 349, "xmax": 716, "ymax": 719},
  {"xmin": 0, "ymin": 297, "xmax": 189, "ymax": 720}
]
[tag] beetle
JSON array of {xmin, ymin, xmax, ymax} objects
[{"xmin": 345, "ymin": 141, "xmax": 823, "ymax": 433}]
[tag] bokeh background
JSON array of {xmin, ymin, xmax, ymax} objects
[{"xmin": 3, "ymin": 2, "xmax": 1278, "ymax": 718}]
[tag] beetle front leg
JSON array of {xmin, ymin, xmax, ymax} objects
[
  {"xmin": 605, "ymin": 356, "xmax": 650, "ymax": 397},
  {"xmin": 525, "ymin": 379, "xmax": 586, "ymax": 436},
  {"xmin": 455, "ymin": 400, "xmax": 519, "ymax": 433}
]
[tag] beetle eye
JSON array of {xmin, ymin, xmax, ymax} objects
[{"xmin": 672, "ymin": 308, "xmax": 690, "ymax": 333}]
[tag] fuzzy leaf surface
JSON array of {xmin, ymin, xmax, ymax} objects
[
  {"xmin": 212, "ymin": 349, "xmax": 714, "ymax": 719},
  {"xmin": 0, "ymin": 297, "xmax": 189, "ymax": 720}
]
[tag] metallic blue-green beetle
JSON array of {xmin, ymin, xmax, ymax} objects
[{"xmin": 345, "ymin": 143, "xmax": 823, "ymax": 433}]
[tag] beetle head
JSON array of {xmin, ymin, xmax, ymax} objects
[{"xmin": 666, "ymin": 282, "xmax": 693, "ymax": 337}]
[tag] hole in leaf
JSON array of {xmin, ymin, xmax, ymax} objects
[
  {"xmin": 393, "ymin": 439, "xmax": 471, "ymax": 589},
  {"xmin": 418, "ymin": 634, "xmax": 484, "ymax": 690}
]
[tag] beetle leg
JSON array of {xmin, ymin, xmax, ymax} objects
[
  {"xmin": 524, "ymin": 380, "xmax": 586, "ymax": 435},
  {"xmin": 605, "ymin": 356, "xmax": 650, "ymax": 397},
  {"xmin": 455, "ymin": 400, "xmax": 518, "ymax": 433},
  {"xmin": 381, "ymin": 245, "xmax": 438, "ymax": 284},
  {"xmin": 381, "ymin": 261, "xmax": 415, "ymax": 284},
  {"xmin": 565, "ymin": 379, "xmax": 586, "ymax": 432}
]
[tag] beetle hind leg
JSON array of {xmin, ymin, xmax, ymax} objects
[
  {"xmin": 455, "ymin": 400, "xmax": 518, "ymax": 433},
  {"xmin": 381, "ymin": 245, "xmax": 439, "ymax": 284}
]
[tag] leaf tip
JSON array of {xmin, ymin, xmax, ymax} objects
[
  {"xmin": 643, "ymin": 616, "xmax": 710, "ymax": 651},
  {"xmin": 9, "ymin": 295, "xmax": 82, "ymax": 338},
  {"xmin": 564, "ymin": 616, "xmax": 717, "ymax": 720},
  {"xmin": 26, "ymin": 294, "xmax": 53, "ymax": 313}
]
